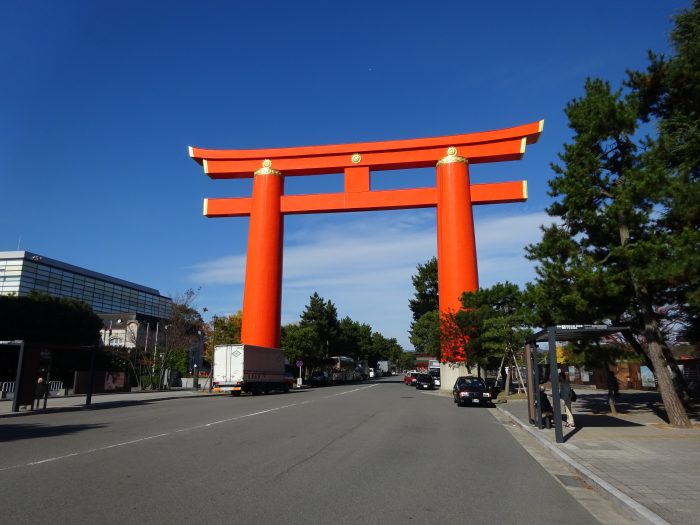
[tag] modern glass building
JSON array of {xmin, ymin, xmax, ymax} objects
[{"xmin": 0, "ymin": 251, "xmax": 172, "ymax": 319}]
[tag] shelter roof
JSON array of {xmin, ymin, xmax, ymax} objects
[{"xmin": 529, "ymin": 324, "xmax": 629, "ymax": 343}]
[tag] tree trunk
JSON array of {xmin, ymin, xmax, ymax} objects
[
  {"xmin": 621, "ymin": 331, "xmax": 654, "ymax": 370},
  {"xmin": 639, "ymin": 297, "xmax": 691, "ymax": 427},
  {"xmin": 617, "ymin": 214, "xmax": 690, "ymax": 427},
  {"xmin": 662, "ymin": 345, "xmax": 691, "ymax": 401}
]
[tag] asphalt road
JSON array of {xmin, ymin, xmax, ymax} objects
[{"xmin": 1, "ymin": 378, "xmax": 607, "ymax": 524}]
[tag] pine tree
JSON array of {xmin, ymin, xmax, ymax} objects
[
  {"xmin": 628, "ymin": 0, "xmax": 700, "ymax": 341},
  {"xmin": 408, "ymin": 257, "xmax": 439, "ymax": 321},
  {"xmin": 408, "ymin": 257, "xmax": 440, "ymax": 357},
  {"xmin": 527, "ymin": 76, "xmax": 691, "ymax": 427},
  {"xmin": 299, "ymin": 292, "xmax": 340, "ymax": 356}
]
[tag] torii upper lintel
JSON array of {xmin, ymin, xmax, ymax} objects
[{"xmin": 190, "ymin": 120, "xmax": 543, "ymax": 178}]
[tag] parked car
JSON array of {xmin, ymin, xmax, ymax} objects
[
  {"xmin": 369, "ymin": 368, "xmax": 376, "ymax": 378},
  {"xmin": 429, "ymin": 370, "xmax": 441, "ymax": 387},
  {"xmin": 309, "ymin": 370, "xmax": 332, "ymax": 387},
  {"xmin": 415, "ymin": 373, "xmax": 435, "ymax": 390},
  {"xmin": 452, "ymin": 376, "xmax": 492, "ymax": 406}
]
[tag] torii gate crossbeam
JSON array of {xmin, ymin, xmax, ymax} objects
[{"xmin": 190, "ymin": 120, "xmax": 543, "ymax": 358}]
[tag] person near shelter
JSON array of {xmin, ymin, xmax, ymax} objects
[
  {"xmin": 559, "ymin": 372, "xmax": 576, "ymax": 428},
  {"xmin": 538, "ymin": 384, "xmax": 553, "ymax": 427},
  {"xmin": 33, "ymin": 376, "xmax": 48, "ymax": 410},
  {"xmin": 607, "ymin": 370, "xmax": 620, "ymax": 400}
]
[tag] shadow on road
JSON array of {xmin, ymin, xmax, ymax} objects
[
  {"xmin": 569, "ymin": 390, "xmax": 700, "ymax": 425},
  {"xmin": 0, "ymin": 422, "xmax": 107, "ymax": 442},
  {"xmin": 568, "ymin": 413, "xmax": 644, "ymax": 428},
  {"xmin": 1, "ymin": 396, "xmax": 205, "ymax": 419}
]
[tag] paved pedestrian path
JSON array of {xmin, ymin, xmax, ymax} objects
[{"xmin": 496, "ymin": 389, "xmax": 700, "ymax": 525}]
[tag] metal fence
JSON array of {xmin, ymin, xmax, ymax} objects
[{"xmin": 1, "ymin": 381, "xmax": 64, "ymax": 396}]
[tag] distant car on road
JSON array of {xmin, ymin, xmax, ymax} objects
[
  {"xmin": 310, "ymin": 370, "xmax": 332, "ymax": 387},
  {"xmin": 429, "ymin": 370, "xmax": 441, "ymax": 387},
  {"xmin": 404, "ymin": 371, "xmax": 419, "ymax": 386},
  {"xmin": 415, "ymin": 373, "xmax": 436, "ymax": 390},
  {"xmin": 452, "ymin": 376, "xmax": 492, "ymax": 406}
]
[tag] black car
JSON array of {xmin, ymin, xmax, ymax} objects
[
  {"xmin": 452, "ymin": 376, "xmax": 492, "ymax": 406},
  {"xmin": 484, "ymin": 378, "xmax": 501, "ymax": 399},
  {"xmin": 415, "ymin": 373, "xmax": 435, "ymax": 390},
  {"xmin": 309, "ymin": 370, "xmax": 331, "ymax": 386}
]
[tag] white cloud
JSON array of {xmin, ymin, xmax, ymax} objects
[{"xmin": 192, "ymin": 210, "xmax": 552, "ymax": 350}]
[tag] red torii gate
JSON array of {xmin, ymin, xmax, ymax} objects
[{"xmin": 190, "ymin": 120, "xmax": 543, "ymax": 358}]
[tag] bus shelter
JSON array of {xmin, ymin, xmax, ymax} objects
[
  {"xmin": 1, "ymin": 340, "xmax": 99, "ymax": 413},
  {"xmin": 525, "ymin": 325, "xmax": 629, "ymax": 443}
]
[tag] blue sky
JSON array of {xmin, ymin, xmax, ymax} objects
[{"xmin": 1, "ymin": 0, "xmax": 689, "ymax": 350}]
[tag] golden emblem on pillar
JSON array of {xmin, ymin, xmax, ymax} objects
[
  {"xmin": 436, "ymin": 148, "xmax": 468, "ymax": 167},
  {"xmin": 254, "ymin": 158, "xmax": 282, "ymax": 176},
  {"xmin": 351, "ymin": 153, "xmax": 362, "ymax": 164}
]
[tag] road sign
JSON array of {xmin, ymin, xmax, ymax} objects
[{"xmin": 296, "ymin": 360, "xmax": 303, "ymax": 367}]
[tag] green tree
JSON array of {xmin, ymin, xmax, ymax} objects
[
  {"xmin": 299, "ymin": 292, "xmax": 339, "ymax": 356},
  {"xmin": 384, "ymin": 337, "xmax": 405, "ymax": 366},
  {"xmin": 0, "ymin": 292, "xmax": 102, "ymax": 345},
  {"xmin": 156, "ymin": 289, "xmax": 205, "ymax": 387},
  {"xmin": 408, "ymin": 257, "xmax": 441, "ymax": 358},
  {"xmin": 204, "ymin": 310, "xmax": 243, "ymax": 365},
  {"xmin": 337, "ymin": 317, "xmax": 373, "ymax": 360},
  {"xmin": 408, "ymin": 257, "xmax": 439, "ymax": 320},
  {"xmin": 456, "ymin": 283, "xmax": 532, "ymax": 372},
  {"xmin": 628, "ymin": 0, "xmax": 700, "ymax": 341},
  {"xmin": 281, "ymin": 323, "xmax": 321, "ymax": 368},
  {"xmin": 409, "ymin": 310, "xmax": 441, "ymax": 358},
  {"xmin": 526, "ymin": 74, "xmax": 691, "ymax": 426}
]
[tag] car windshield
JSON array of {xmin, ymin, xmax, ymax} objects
[
  {"xmin": 418, "ymin": 374, "xmax": 432, "ymax": 381},
  {"xmin": 458, "ymin": 378, "xmax": 485, "ymax": 388}
]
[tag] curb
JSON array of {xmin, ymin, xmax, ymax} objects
[{"xmin": 495, "ymin": 404, "xmax": 671, "ymax": 525}]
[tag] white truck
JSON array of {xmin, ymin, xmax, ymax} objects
[
  {"xmin": 213, "ymin": 344, "xmax": 292, "ymax": 396},
  {"xmin": 376, "ymin": 360, "xmax": 390, "ymax": 377}
]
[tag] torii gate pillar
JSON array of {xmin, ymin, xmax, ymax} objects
[
  {"xmin": 241, "ymin": 167, "xmax": 284, "ymax": 347},
  {"xmin": 436, "ymin": 155, "xmax": 478, "ymax": 315}
]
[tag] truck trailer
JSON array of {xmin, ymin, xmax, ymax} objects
[
  {"xmin": 213, "ymin": 344, "xmax": 292, "ymax": 396},
  {"xmin": 376, "ymin": 360, "xmax": 390, "ymax": 377}
]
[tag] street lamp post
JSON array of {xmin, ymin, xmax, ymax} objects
[
  {"xmin": 193, "ymin": 364, "xmax": 199, "ymax": 391},
  {"xmin": 152, "ymin": 322, "xmax": 159, "ymax": 376}
]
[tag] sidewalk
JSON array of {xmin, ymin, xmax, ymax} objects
[
  {"xmin": 0, "ymin": 388, "xmax": 219, "ymax": 417},
  {"xmin": 496, "ymin": 389, "xmax": 700, "ymax": 525}
]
